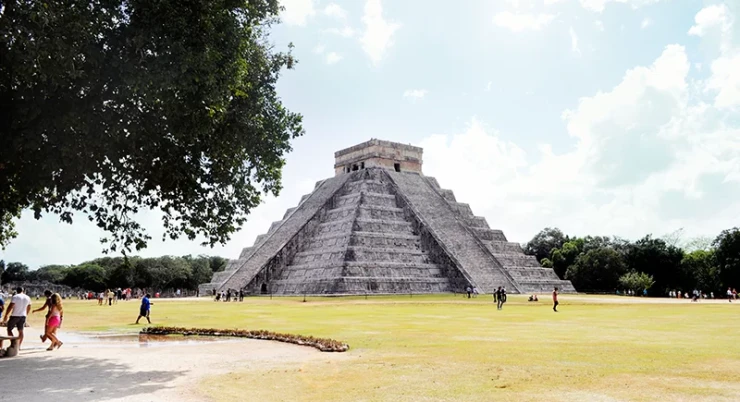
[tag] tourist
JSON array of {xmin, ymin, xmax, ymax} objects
[
  {"xmin": 32, "ymin": 290, "xmax": 53, "ymax": 344},
  {"xmin": 499, "ymin": 287, "xmax": 507, "ymax": 310},
  {"xmin": 107, "ymin": 288, "xmax": 114, "ymax": 306},
  {"xmin": 239, "ymin": 289, "xmax": 244, "ymax": 302},
  {"xmin": 135, "ymin": 293, "xmax": 154, "ymax": 324},
  {"xmin": 98, "ymin": 291, "xmax": 104, "ymax": 306},
  {"xmin": 727, "ymin": 287, "xmax": 733, "ymax": 302},
  {"xmin": 472, "ymin": 287, "xmax": 479, "ymax": 298},
  {"xmin": 0, "ymin": 294, "xmax": 4, "ymax": 318},
  {"xmin": 0, "ymin": 286, "xmax": 32, "ymax": 351},
  {"xmin": 44, "ymin": 293, "xmax": 64, "ymax": 350},
  {"xmin": 492, "ymin": 288, "xmax": 498, "ymax": 303},
  {"xmin": 553, "ymin": 287, "xmax": 559, "ymax": 312},
  {"xmin": 465, "ymin": 285, "xmax": 472, "ymax": 299}
]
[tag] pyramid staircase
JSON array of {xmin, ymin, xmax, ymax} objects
[{"xmin": 267, "ymin": 169, "xmax": 465, "ymax": 294}]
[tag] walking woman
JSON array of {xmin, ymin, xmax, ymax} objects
[
  {"xmin": 45, "ymin": 293, "xmax": 64, "ymax": 350},
  {"xmin": 32, "ymin": 290, "xmax": 53, "ymax": 344}
]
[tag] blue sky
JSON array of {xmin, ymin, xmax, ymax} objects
[{"xmin": 2, "ymin": 0, "xmax": 739, "ymax": 268}]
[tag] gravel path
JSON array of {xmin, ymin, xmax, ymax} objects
[{"xmin": 0, "ymin": 327, "xmax": 340, "ymax": 402}]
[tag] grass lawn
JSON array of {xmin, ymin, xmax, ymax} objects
[{"xmin": 44, "ymin": 294, "xmax": 740, "ymax": 401}]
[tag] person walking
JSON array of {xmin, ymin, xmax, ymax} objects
[
  {"xmin": 44, "ymin": 293, "xmax": 64, "ymax": 350},
  {"xmin": 135, "ymin": 293, "xmax": 153, "ymax": 324},
  {"xmin": 553, "ymin": 287, "xmax": 559, "ymax": 312},
  {"xmin": 1, "ymin": 287, "xmax": 32, "ymax": 351},
  {"xmin": 32, "ymin": 290, "xmax": 53, "ymax": 344}
]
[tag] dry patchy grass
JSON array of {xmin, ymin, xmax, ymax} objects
[{"xmin": 48, "ymin": 294, "xmax": 740, "ymax": 401}]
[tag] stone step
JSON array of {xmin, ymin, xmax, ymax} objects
[
  {"xmin": 505, "ymin": 267, "xmax": 562, "ymax": 280},
  {"xmin": 324, "ymin": 205, "xmax": 357, "ymax": 222},
  {"xmin": 342, "ymin": 179, "xmax": 390, "ymax": 195},
  {"xmin": 516, "ymin": 280, "xmax": 576, "ymax": 293},
  {"xmin": 267, "ymin": 220, "xmax": 283, "ymax": 233},
  {"xmin": 285, "ymin": 261, "xmax": 442, "ymax": 271},
  {"xmin": 238, "ymin": 247, "xmax": 254, "ymax": 260},
  {"xmin": 336, "ymin": 192, "xmax": 397, "ymax": 208},
  {"xmin": 316, "ymin": 218, "xmax": 354, "ymax": 235},
  {"xmin": 282, "ymin": 207, "xmax": 296, "ymax": 220},
  {"xmin": 449, "ymin": 202, "xmax": 474, "ymax": 218},
  {"xmin": 492, "ymin": 253, "xmax": 541, "ymax": 267},
  {"xmin": 439, "ymin": 189, "xmax": 457, "ymax": 202},
  {"xmin": 468, "ymin": 227, "xmax": 508, "ymax": 242},
  {"xmin": 304, "ymin": 232, "xmax": 352, "ymax": 249},
  {"xmin": 270, "ymin": 276, "xmax": 453, "ymax": 295},
  {"xmin": 350, "ymin": 231, "xmax": 421, "ymax": 249},
  {"xmin": 291, "ymin": 247, "xmax": 346, "ymax": 265},
  {"xmin": 357, "ymin": 205, "xmax": 405, "ymax": 221},
  {"xmin": 347, "ymin": 246, "xmax": 428, "ymax": 264},
  {"xmin": 465, "ymin": 216, "xmax": 490, "ymax": 229},
  {"xmin": 354, "ymin": 218, "xmax": 414, "ymax": 233},
  {"xmin": 484, "ymin": 241, "xmax": 523, "ymax": 254}
]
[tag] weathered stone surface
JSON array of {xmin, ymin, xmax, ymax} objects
[{"xmin": 201, "ymin": 139, "xmax": 575, "ymax": 295}]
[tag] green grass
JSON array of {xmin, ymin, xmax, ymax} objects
[{"xmin": 51, "ymin": 294, "xmax": 740, "ymax": 401}]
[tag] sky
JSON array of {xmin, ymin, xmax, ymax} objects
[{"xmin": 2, "ymin": 0, "xmax": 740, "ymax": 269}]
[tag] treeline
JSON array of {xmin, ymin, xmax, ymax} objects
[
  {"xmin": 0, "ymin": 255, "xmax": 227, "ymax": 292},
  {"xmin": 524, "ymin": 227, "xmax": 740, "ymax": 295}
]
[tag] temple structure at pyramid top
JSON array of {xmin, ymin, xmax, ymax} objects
[{"xmin": 199, "ymin": 139, "xmax": 575, "ymax": 296}]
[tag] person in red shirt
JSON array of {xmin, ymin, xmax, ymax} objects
[{"xmin": 552, "ymin": 287, "xmax": 559, "ymax": 312}]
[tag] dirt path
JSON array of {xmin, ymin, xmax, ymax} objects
[{"xmin": 0, "ymin": 327, "xmax": 343, "ymax": 402}]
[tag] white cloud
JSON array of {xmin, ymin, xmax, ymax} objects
[
  {"xmin": 486, "ymin": 81, "xmax": 493, "ymax": 91},
  {"xmin": 313, "ymin": 44, "xmax": 326, "ymax": 54},
  {"xmin": 569, "ymin": 26, "xmax": 581, "ymax": 54},
  {"xmin": 594, "ymin": 20, "xmax": 605, "ymax": 31},
  {"xmin": 578, "ymin": 0, "xmax": 663, "ymax": 13},
  {"xmin": 325, "ymin": 26, "xmax": 356, "ymax": 37},
  {"xmin": 323, "ymin": 3, "xmax": 348, "ymax": 20},
  {"xmin": 641, "ymin": 17, "xmax": 652, "ymax": 29},
  {"xmin": 403, "ymin": 89, "xmax": 428, "ymax": 102},
  {"xmin": 280, "ymin": 0, "xmax": 316, "ymax": 26},
  {"xmin": 689, "ymin": 4, "xmax": 740, "ymax": 108},
  {"xmin": 326, "ymin": 52, "xmax": 343, "ymax": 65},
  {"xmin": 544, "ymin": 0, "xmax": 567, "ymax": 5},
  {"xmin": 688, "ymin": 4, "xmax": 731, "ymax": 38},
  {"xmin": 493, "ymin": 12, "xmax": 555, "ymax": 32},
  {"xmin": 360, "ymin": 0, "xmax": 401, "ymax": 65},
  {"xmin": 419, "ymin": 42, "xmax": 740, "ymax": 243}
]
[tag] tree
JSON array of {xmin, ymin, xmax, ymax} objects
[
  {"xmin": 524, "ymin": 227, "xmax": 567, "ymax": 263},
  {"xmin": 0, "ymin": 0, "xmax": 303, "ymax": 254},
  {"xmin": 1, "ymin": 261, "xmax": 29, "ymax": 284},
  {"xmin": 550, "ymin": 240, "xmax": 582, "ymax": 279},
  {"xmin": 625, "ymin": 235, "xmax": 684, "ymax": 294},
  {"xmin": 108, "ymin": 262, "xmax": 135, "ymax": 289},
  {"xmin": 713, "ymin": 228, "xmax": 740, "ymax": 290},
  {"xmin": 681, "ymin": 250, "xmax": 720, "ymax": 293},
  {"xmin": 682, "ymin": 236, "xmax": 713, "ymax": 253},
  {"xmin": 618, "ymin": 271, "xmax": 655, "ymax": 293},
  {"xmin": 208, "ymin": 256, "xmax": 228, "ymax": 273},
  {"xmin": 32, "ymin": 265, "xmax": 68, "ymax": 283},
  {"xmin": 565, "ymin": 248, "xmax": 628, "ymax": 292},
  {"xmin": 63, "ymin": 264, "xmax": 108, "ymax": 291},
  {"xmin": 189, "ymin": 257, "xmax": 213, "ymax": 289}
]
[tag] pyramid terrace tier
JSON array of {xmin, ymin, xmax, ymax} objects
[{"xmin": 270, "ymin": 277, "xmax": 454, "ymax": 295}]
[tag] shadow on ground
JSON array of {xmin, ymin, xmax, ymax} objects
[{"xmin": 0, "ymin": 352, "xmax": 185, "ymax": 402}]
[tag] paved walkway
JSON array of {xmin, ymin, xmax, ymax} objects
[{"xmin": 0, "ymin": 327, "xmax": 341, "ymax": 402}]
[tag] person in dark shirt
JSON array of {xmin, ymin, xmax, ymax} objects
[
  {"xmin": 553, "ymin": 287, "xmax": 559, "ymax": 312},
  {"xmin": 135, "ymin": 294, "xmax": 153, "ymax": 324}
]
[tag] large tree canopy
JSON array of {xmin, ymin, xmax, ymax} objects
[{"xmin": 0, "ymin": 0, "xmax": 303, "ymax": 252}]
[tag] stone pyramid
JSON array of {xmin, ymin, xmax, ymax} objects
[{"xmin": 200, "ymin": 139, "xmax": 575, "ymax": 295}]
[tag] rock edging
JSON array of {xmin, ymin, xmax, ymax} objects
[{"xmin": 140, "ymin": 326, "xmax": 350, "ymax": 352}]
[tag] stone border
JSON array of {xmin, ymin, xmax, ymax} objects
[{"xmin": 140, "ymin": 326, "xmax": 349, "ymax": 352}]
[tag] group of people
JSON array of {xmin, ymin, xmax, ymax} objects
[
  {"xmin": 465, "ymin": 285, "xmax": 560, "ymax": 312},
  {"xmin": 0, "ymin": 287, "xmax": 64, "ymax": 352},
  {"xmin": 214, "ymin": 288, "xmax": 244, "ymax": 302},
  {"xmin": 667, "ymin": 287, "xmax": 738, "ymax": 302}
]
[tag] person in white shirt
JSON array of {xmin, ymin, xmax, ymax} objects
[{"xmin": 1, "ymin": 287, "xmax": 32, "ymax": 351}]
